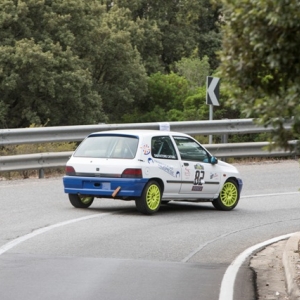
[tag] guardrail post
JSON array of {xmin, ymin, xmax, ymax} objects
[
  {"xmin": 38, "ymin": 168, "xmax": 44, "ymax": 179},
  {"xmin": 221, "ymin": 133, "xmax": 228, "ymax": 144},
  {"xmin": 220, "ymin": 134, "xmax": 228, "ymax": 162}
]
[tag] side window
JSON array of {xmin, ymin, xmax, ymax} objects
[
  {"xmin": 174, "ymin": 136, "xmax": 209, "ymax": 162},
  {"xmin": 151, "ymin": 136, "xmax": 177, "ymax": 160}
]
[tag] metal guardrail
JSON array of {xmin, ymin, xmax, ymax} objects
[
  {"xmin": 208, "ymin": 141, "xmax": 298, "ymax": 158},
  {"xmin": 0, "ymin": 152, "xmax": 72, "ymax": 177},
  {"xmin": 0, "ymin": 118, "xmax": 293, "ymax": 146},
  {"xmin": 0, "ymin": 119, "xmax": 297, "ymax": 177}
]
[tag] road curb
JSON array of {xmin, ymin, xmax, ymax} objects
[{"xmin": 282, "ymin": 232, "xmax": 300, "ymax": 299}]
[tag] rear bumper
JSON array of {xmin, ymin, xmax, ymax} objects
[{"xmin": 63, "ymin": 176, "xmax": 148, "ymax": 198}]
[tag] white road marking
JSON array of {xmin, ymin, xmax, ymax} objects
[
  {"xmin": 0, "ymin": 212, "xmax": 113, "ymax": 256},
  {"xmin": 218, "ymin": 232, "xmax": 297, "ymax": 300},
  {"xmin": 241, "ymin": 191, "xmax": 300, "ymax": 198}
]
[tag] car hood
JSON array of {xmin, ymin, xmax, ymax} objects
[{"xmin": 217, "ymin": 160, "xmax": 240, "ymax": 174}]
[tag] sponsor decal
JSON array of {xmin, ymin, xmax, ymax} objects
[
  {"xmin": 192, "ymin": 185, "xmax": 203, "ymax": 191},
  {"xmin": 194, "ymin": 163, "xmax": 204, "ymax": 170},
  {"xmin": 209, "ymin": 173, "xmax": 219, "ymax": 179},
  {"xmin": 153, "ymin": 159, "xmax": 180, "ymax": 178},
  {"xmin": 184, "ymin": 168, "xmax": 190, "ymax": 177},
  {"xmin": 210, "ymin": 172, "xmax": 218, "ymax": 179},
  {"xmin": 142, "ymin": 144, "xmax": 150, "ymax": 155},
  {"xmin": 148, "ymin": 157, "xmax": 154, "ymax": 164},
  {"xmin": 154, "ymin": 154, "xmax": 176, "ymax": 159}
]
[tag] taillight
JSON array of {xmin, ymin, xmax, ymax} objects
[
  {"xmin": 65, "ymin": 166, "xmax": 76, "ymax": 175},
  {"xmin": 121, "ymin": 168, "xmax": 142, "ymax": 178}
]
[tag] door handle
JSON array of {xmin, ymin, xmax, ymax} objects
[{"xmin": 184, "ymin": 163, "xmax": 189, "ymax": 166}]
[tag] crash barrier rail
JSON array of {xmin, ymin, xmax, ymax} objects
[{"xmin": 0, "ymin": 119, "xmax": 297, "ymax": 178}]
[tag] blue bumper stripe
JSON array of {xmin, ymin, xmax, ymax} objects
[{"xmin": 63, "ymin": 176, "xmax": 148, "ymax": 197}]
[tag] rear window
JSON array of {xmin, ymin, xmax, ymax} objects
[{"xmin": 74, "ymin": 135, "xmax": 139, "ymax": 159}]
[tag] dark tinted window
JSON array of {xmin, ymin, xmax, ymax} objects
[
  {"xmin": 151, "ymin": 136, "xmax": 177, "ymax": 160},
  {"xmin": 173, "ymin": 136, "xmax": 209, "ymax": 162}
]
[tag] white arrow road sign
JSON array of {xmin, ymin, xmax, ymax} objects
[{"xmin": 206, "ymin": 76, "xmax": 220, "ymax": 106}]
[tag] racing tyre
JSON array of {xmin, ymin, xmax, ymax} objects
[
  {"xmin": 135, "ymin": 181, "xmax": 161, "ymax": 215},
  {"xmin": 212, "ymin": 179, "xmax": 239, "ymax": 211},
  {"xmin": 69, "ymin": 194, "xmax": 94, "ymax": 208}
]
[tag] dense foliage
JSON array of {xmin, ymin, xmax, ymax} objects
[
  {"xmin": 218, "ymin": 0, "xmax": 300, "ymax": 149},
  {"xmin": 0, "ymin": 0, "xmax": 223, "ymax": 128}
]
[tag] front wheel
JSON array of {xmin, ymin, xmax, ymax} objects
[
  {"xmin": 135, "ymin": 181, "xmax": 161, "ymax": 215},
  {"xmin": 212, "ymin": 179, "xmax": 239, "ymax": 211},
  {"xmin": 69, "ymin": 194, "xmax": 94, "ymax": 208}
]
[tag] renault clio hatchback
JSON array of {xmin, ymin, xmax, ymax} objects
[{"xmin": 63, "ymin": 130, "xmax": 243, "ymax": 214}]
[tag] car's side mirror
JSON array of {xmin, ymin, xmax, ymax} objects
[{"xmin": 210, "ymin": 156, "xmax": 218, "ymax": 165}]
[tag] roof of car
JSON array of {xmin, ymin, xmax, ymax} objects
[{"xmin": 88, "ymin": 129, "xmax": 190, "ymax": 137}]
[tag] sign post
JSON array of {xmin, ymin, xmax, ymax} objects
[{"xmin": 206, "ymin": 76, "xmax": 220, "ymax": 143}]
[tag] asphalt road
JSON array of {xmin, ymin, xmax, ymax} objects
[{"xmin": 0, "ymin": 159, "xmax": 299, "ymax": 300}]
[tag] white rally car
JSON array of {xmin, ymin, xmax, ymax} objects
[{"xmin": 63, "ymin": 130, "xmax": 243, "ymax": 214}]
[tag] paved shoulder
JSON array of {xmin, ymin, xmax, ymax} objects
[
  {"xmin": 283, "ymin": 232, "xmax": 300, "ymax": 299},
  {"xmin": 250, "ymin": 233, "xmax": 300, "ymax": 300}
]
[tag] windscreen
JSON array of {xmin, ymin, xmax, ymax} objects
[{"xmin": 73, "ymin": 135, "xmax": 139, "ymax": 159}]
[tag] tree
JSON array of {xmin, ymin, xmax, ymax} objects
[
  {"xmin": 113, "ymin": 0, "xmax": 222, "ymax": 72},
  {"xmin": 121, "ymin": 72, "xmax": 190, "ymax": 123},
  {"xmin": 197, "ymin": 0, "xmax": 223, "ymax": 70},
  {"xmin": 0, "ymin": 38, "xmax": 103, "ymax": 128},
  {"xmin": 87, "ymin": 7, "xmax": 148, "ymax": 122},
  {"xmin": 0, "ymin": 0, "xmax": 148, "ymax": 127},
  {"xmin": 174, "ymin": 55, "xmax": 211, "ymax": 90},
  {"xmin": 218, "ymin": 0, "xmax": 300, "ymax": 150},
  {"xmin": 181, "ymin": 86, "xmax": 208, "ymax": 121}
]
